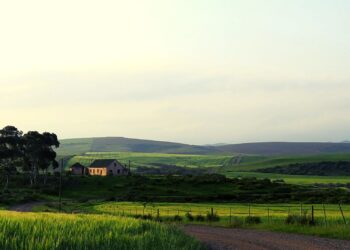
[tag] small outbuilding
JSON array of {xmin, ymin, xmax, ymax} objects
[{"xmin": 70, "ymin": 163, "xmax": 88, "ymax": 175}]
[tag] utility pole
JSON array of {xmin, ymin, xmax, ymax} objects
[{"xmin": 59, "ymin": 158, "xmax": 63, "ymax": 212}]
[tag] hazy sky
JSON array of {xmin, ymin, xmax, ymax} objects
[{"xmin": 1, "ymin": 0, "xmax": 350, "ymax": 144}]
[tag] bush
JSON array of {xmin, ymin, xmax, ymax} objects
[
  {"xmin": 245, "ymin": 216, "xmax": 261, "ymax": 224},
  {"xmin": 285, "ymin": 214, "xmax": 316, "ymax": 226},
  {"xmin": 173, "ymin": 215, "xmax": 183, "ymax": 222},
  {"xmin": 195, "ymin": 214, "xmax": 205, "ymax": 222},
  {"xmin": 185, "ymin": 212, "xmax": 194, "ymax": 222},
  {"xmin": 140, "ymin": 214, "xmax": 153, "ymax": 220},
  {"xmin": 206, "ymin": 212, "xmax": 220, "ymax": 222}
]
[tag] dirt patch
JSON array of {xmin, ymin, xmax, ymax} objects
[{"xmin": 184, "ymin": 225, "xmax": 350, "ymax": 250}]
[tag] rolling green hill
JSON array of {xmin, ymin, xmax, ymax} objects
[
  {"xmin": 56, "ymin": 137, "xmax": 350, "ymax": 156},
  {"xmin": 56, "ymin": 137, "xmax": 218, "ymax": 156}
]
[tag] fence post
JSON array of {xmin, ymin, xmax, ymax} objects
[
  {"xmin": 322, "ymin": 203, "xmax": 327, "ymax": 226},
  {"xmin": 229, "ymin": 208, "xmax": 232, "ymax": 224},
  {"xmin": 300, "ymin": 203, "xmax": 303, "ymax": 217},
  {"xmin": 211, "ymin": 207, "xmax": 214, "ymax": 217},
  {"xmin": 339, "ymin": 204, "xmax": 346, "ymax": 225},
  {"xmin": 267, "ymin": 207, "xmax": 270, "ymax": 223},
  {"xmin": 248, "ymin": 204, "xmax": 251, "ymax": 217},
  {"xmin": 311, "ymin": 205, "xmax": 314, "ymax": 225}
]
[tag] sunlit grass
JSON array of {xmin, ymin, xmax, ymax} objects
[{"xmin": 0, "ymin": 211, "xmax": 204, "ymax": 250}]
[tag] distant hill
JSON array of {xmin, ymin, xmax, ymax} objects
[
  {"xmin": 56, "ymin": 137, "xmax": 350, "ymax": 156},
  {"xmin": 56, "ymin": 137, "xmax": 218, "ymax": 155},
  {"xmin": 216, "ymin": 142, "xmax": 350, "ymax": 155}
]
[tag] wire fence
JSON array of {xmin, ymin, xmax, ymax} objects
[{"xmin": 91, "ymin": 203, "xmax": 350, "ymax": 226}]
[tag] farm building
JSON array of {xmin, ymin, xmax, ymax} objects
[
  {"xmin": 88, "ymin": 159, "xmax": 129, "ymax": 176},
  {"xmin": 70, "ymin": 163, "xmax": 88, "ymax": 175}
]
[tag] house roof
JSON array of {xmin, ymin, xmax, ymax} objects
[
  {"xmin": 70, "ymin": 163, "xmax": 86, "ymax": 168},
  {"xmin": 89, "ymin": 159, "xmax": 125, "ymax": 168}
]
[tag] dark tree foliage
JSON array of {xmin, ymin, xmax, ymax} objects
[
  {"xmin": 0, "ymin": 126, "xmax": 23, "ymax": 191},
  {"xmin": 0, "ymin": 126, "xmax": 60, "ymax": 189},
  {"xmin": 22, "ymin": 131, "xmax": 60, "ymax": 185}
]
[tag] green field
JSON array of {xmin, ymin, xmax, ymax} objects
[
  {"xmin": 63, "ymin": 152, "xmax": 350, "ymax": 185},
  {"xmin": 34, "ymin": 201, "xmax": 350, "ymax": 240},
  {"xmin": 225, "ymin": 171, "xmax": 350, "ymax": 184},
  {"xmin": 66, "ymin": 152, "xmax": 234, "ymax": 169},
  {"xmin": 0, "ymin": 211, "xmax": 203, "ymax": 250},
  {"xmin": 226, "ymin": 153, "xmax": 350, "ymax": 172}
]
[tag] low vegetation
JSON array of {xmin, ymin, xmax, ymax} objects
[
  {"xmin": 256, "ymin": 161, "xmax": 350, "ymax": 176},
  {"xmin": 0, "ymin": 211, "xmax": 204, "ymax": 250}
]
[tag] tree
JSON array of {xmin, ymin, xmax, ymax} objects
[
  {"xmin": 0, "ymin": 126, "xmax": 23, "ymax": 191},
  {"xmin": 23, "ymin": 131, "xmax": 60, "ymax": 186}
]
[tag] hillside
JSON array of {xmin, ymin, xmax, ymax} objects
[
  {"xmin": 56, "ymin": 137, "xmax": 350, "ymax": 156},
  {"xmin": 216, "ymin": 142, "xmax": 350, "ymax": 155},
  {"xmin": 56, "ymin": 137, "xmax": 218, "ymax": 156}
]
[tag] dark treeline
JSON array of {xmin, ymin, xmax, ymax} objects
[
  {"xmin": 257, "ymin": 161, "xmax": 350, "ymax": 176},
  {"xmin": 0, "ymin": 125, "xmax": 59, "ymax": 191}
]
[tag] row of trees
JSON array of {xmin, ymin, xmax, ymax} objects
[{"xmin": 0, "ymin": 126, "xmax": 59, "ymax": 191}]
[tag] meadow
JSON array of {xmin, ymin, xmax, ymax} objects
[
  {"xmin": 34, "ymin": 201, "xmax": 350, "ymax": 240},
  {"xmin": 66, "ymin": 152, "xmax": 234, "ymax": 169},
  {"xmin": 225, "ymin": 171, "xmax": 350, "ymax": 184},
  {"xmin": 0, "ymin": 211, "xmax": 204, "ymax": 250},
  {"xmin": 64, "ymin": 152, "xmax": 350, "ymax": 184}
]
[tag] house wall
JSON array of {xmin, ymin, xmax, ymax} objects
[
  {"xmin": 89, "ymin": 167, "xmax": 107, "ymax": 176},
  {"xmin": 106, "ymin": 161, "xmax": 128, "ymax": 176},
  {"xmin": 71, "ymin": 167, "xmax": 84, "ymax": 175}
]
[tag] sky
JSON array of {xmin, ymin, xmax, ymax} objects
[{"xmin": 1, "ymin": 0, "xmax": 350, "ymax": 144}]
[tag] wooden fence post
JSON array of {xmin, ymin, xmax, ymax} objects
[
  {"xmin": 229, "ymin": 208, "xmax": 232, "ymax": 224},
  {"xmin": 267, "ymin": 207, "xmax": 270, "ymax": 223},
  {"xmin": 311, "ymin": 205, "xmax": 314, "ymax": 225},
  {"xmin": 248, "ymin": 204, "xmax": 251, "ymax": 217},
  {"xmin": 339, "ymin": 204, "xmax": 346, "ymax": 225},
  {"xmin": 322, "ymin": 203, "xmax": 327, "ymax": 226},
  {"xmin": 211, "ymin": 207, "xmax": 214, "ymax": 217}
]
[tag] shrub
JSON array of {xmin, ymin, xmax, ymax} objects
[
  {"xmin": 185, "ymin": 212, "xmax": 194, "ymax": 222},
  {"xmin": 173, "ymin": 215, "xmax": 183, "ymax": 222},
  {"xmin": 141, "ymin": 214, "xmax": 153, "ymax": 220},
  {"xmin": 206, "ymin": 212, "xmax": 220, "ymax": 222},
  {"xmin": 195, "ymin": 214, "xmax": 205, "ymax": 222},
  {"xmin": 245, "ymin": 216, "xmax": 261, "ymax": 224},
  {"xmin": 285, "ymin": 214, "xmax": 316, "ymax": 226}
]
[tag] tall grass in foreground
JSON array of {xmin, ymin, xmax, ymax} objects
[{"xmin": 0, "ymin": 211, "xmax": 204, "ymax": 250}]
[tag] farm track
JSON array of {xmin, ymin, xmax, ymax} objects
[{"xmin": 184, "ymin": 225, "xmax": 350, "ymax": 250}]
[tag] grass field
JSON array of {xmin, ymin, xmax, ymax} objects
[
  {"xmin": 226, "ymin": 153, "xmax": 350, "ymax": 172},
  {"xmin": 34, "ymin": 201, "xmax": 350, "ymax": 240},
  {"xmin": 0, "ymin": 211, "xmax": 204, "ymax": 250},
  {"xmin": 225, "ymin": 171, "xmax": 350, "ymax": 184},
  {"xmin": 85, "ymin": 202, "xmax": 350, "ymax": 221},
  {"xmin": 66, "ymin": 152, "xmax": 234, "ymax": 169},
  {"xmin": 64, "ymin": 152, "xmax": 350, "ymax": 185}
]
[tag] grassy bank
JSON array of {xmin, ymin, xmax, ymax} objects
[{"xmin": 0, "ymin": 211, "xmax": 204, "ymax": 250}]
